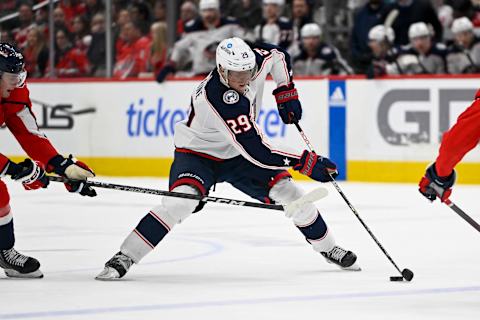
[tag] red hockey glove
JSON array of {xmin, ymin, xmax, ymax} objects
[
  {"xmin": 293, "ymin": 150, "xmax": 338, "ymax": 182},
  {"xmin": 419, "ymin": 163, "xmax": 455, "ymax": 202},
  {"xmin": 273, "ymin": 83, "xmax": 302, "ymax": 124},
  {"xmin": 48, "ymin": 154, "xmax": 97, "ymax": 197},
  {"xmin": 7, "ymin": 159, "xmax": 49, "ymax": 190}
]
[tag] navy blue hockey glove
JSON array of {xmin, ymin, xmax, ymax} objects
[
  {"xmin": 6, "ymin": 159, "xmax": 49, "ymax": 190},
  {"xmin": 48, "ymin": 154, "xmax": 97, "ymax": 197},
  {"xmin": 273, "ymin": 83, "xmax": 302, "ymax": 124},
  {"xmin": 419, "ymin": 163, "xmax": 456, "ymax": 202},
  {"xmin": 156, "ymin": 64, "xmax": 176, "ymax": 83},
  {"xmin": 293, "ymin": 150, "xmax": 338, "ymax": 182}
]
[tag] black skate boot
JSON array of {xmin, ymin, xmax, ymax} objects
[
  {"xmin": 0, "ymin": 248, "xmax": 43, "ymax": 278},
  {"xmin": 95, "ymin": 251, "xmax": 134, "ymax": 281},
  {"xmin": 321, "ymin": 246, "xmax": 361, "ymax": 271}
]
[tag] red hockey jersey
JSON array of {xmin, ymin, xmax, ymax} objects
[
  {"xmin": 435, "ymin": 89, "xmax": 480, "ymax": 177},
  {"xmin": 0, "ymin": 85, "xmax": 59, "ymax": 172}
]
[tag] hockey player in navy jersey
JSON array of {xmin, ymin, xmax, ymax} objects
[{"xmin": 96, "ymin": 37, "xmax": 360, "ymax": 280}]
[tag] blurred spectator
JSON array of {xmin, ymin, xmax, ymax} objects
[
  {"xmin": 447, "ymin": 17, "xmax": 480, "ymax": 73},
  {"xmin": 129, "ymin": 1, "xmax": 153, "ymax": 35},
  {"xmin": 224, "ymin": 0, "xmax": 262, "ymax": 32},
  {"xmin": 72, "ymin": 16, "xmax": 92, "ymax": 53},
  {"xmin": 59, "ymin": 0, "xmax": 87, "ymax": 24},
  {"xmin": 293, "ymin": 23, "xmax": 352, "ymax": 76},
  {"xmin": 156, "ymin": 0, "xmax": 244, "ymax": 82},
  {"xmin": 365, "ymin": 25, "xmax": 400, "ymax": 78},
  {"xmin": 34, "ymin": 8, "xmax": 49, "ymax": 34},
  {"xmin": 381, "ymin": 0, "xmax": 443, "ymax": 46},
  {"xmin": 153, "ymin": 0, "xmax": 166, "ymax": 22},
  {"xmin": 149, "ymin": 22, "xmax": 168, "ymax": 75},
  {"xmin": 254, "ymin": 0, "xmax": 293, "ymax": 50},
  {"xmin": 12, "ymin": 3, "xmax": 35, "ymax": 49},
  {"xmin": 289, "ymin": 0, "xmax": 313, "ymax": 57},
  {"xmin": 432, "ymin": 0, "xmax": 454, "ymax": 41},
  {"xmin": 395, "ymin": 22, "xmax": 447, "ymax": 74},
  {"xmin": 468, "ymin": 0, "xmax": 480, "ymax": 28},
  {"xmin": 350, "ymin": 0, "xmax": 388, "ymax": 74},
  {"xmin": 53, "ymin": 7, "xmax": 71, "ymax": 32},
  {"xmin": 114, "ymin": 21, "xmax": 151, "ymax": 79},
  {"xmin": 177, "ymin": 1, "xmax": 198, "ymax": 37},
  {"xmin": 85, "ymin": 0, "xmax": 105, "ymax": 23},
  {"xmin": 88, "ymin": 13, "xmax": 107, "ymax": 76},
  {"xmin": 53, "ymin": 28, "xmax": 90, "ymax": 77},
  {"xmin": 23, "ymin": 26, "xmax": 49, "ymax": 78}
]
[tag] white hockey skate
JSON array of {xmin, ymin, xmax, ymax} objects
[
  {"xmin": 321, "ymin": 246, "xmax": 361, "ymax": 271},
  {"xmin": 95, "ymin": 251, "xmax": 134, "ymax": 281},
  {"xmin": 0, "ymin": 248, "xmax": 43, "ymax": 278}
]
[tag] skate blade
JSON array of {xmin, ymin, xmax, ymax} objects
[
  {"xmin": 4, "ymin": 268, "xmax": 43, "ymax": 279},
  {"xmin": 341, "ymin": 262, "xmax": 362, "ymax": 272},
  {"xmin": 95, "ymin": 267, "xmax": 121, "ymax": 281}
]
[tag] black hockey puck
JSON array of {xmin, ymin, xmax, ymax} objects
[
  {"xmin": 390, "ymin": 276, "xmax": 404, "ymax": 281},
  {"xmin": 401, "ymin": 268, "xmax": 414, "ymax": 282}
]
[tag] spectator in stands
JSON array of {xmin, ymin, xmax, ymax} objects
[
  {"xmin": 447, "ymin": 17, "xmax": 480, "ymax": 73},
  {"xmin": 293, "ymin": 23, "xmax": 352, "ymax": 76},
  {"xmin": 289, "ymin": 0, "xmax": 313, "ymax": 57},
  {"xmin": 254, "ymin": 0, "xmax": 293, "ymax": 50},
  {"xmin": 468, "ymin": 0, "xmax": 480, "ymax": 28},
  {"xmin": 23, "ymin": 26, "xmax": 49, "ymax": 78},
  {"xmin": 395, "ymin": 22, "xmax": 447, "ymax": 74},
  {"xmin": 12, "ymin": 3, "xmax": 35, "ymax": 49},
  {"xmin": 381, "ymin": 0, "xmax": 443, "ymax": 46},
  {"xmin": 59, "ymin": 0, "xmax": 87, "ymax": 24},
  {"xmin": 34, "ymin": 8, "xmax": 49, "ymax": 34},
  {"xmin": 150, "ymin": 22, "xmax": 168, "ymax": 75},
  {"xmin": 129, "ymin": 1, "xmax": 153, "ymax": 35},
  {"xmin": 72, "ymin": 16, "xmax": 91, "ymax": 53},
  {"xmin": 85, "ymin": 0, "xmax": 105, "ymax": 23},
  {"xmin": 156, "ymin": 0, "xmax": 244, "ymax": 82},
  {"xmin": 223, "ymin": 0, "xmax": 262, "ymax": 33},
  {"xmin": 153, "ymin": 0, "xmax": 166, "ymax": 22},
  {"xmin": 53, "ymin": 7, "xmax": 71, "ymax": 32},
  {"xmin": 113, "ymin": 21, "xmax": 151, "ymax": 79},
  {"xmin": 176, "ymin": 1, "xmax": 198, "ymax": 37},
  {"xmin": 53, "ymin": 28, "xmax": 90, "ymax": 77},
  {"xmin": 350, "ymin": 0, "xmax": 388, "ymax": 74},
  {"xmin": 365, "ymin": 25, "xmax": 400, "ymax": 78},
  {"xmin": 88, "ymin": 13, "xmax": 107, "ymax": 77}
]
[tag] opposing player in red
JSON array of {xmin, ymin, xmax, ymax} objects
[
  {"xmin": 419, "ymin": 91, "xmax": 480, "ymax": 201},
  {"xmin": 0, "ymin": 43, "xmax": 96, "ymax": 278}
]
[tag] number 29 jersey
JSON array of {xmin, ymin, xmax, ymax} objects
[{"xmin": 174, "ymin": 43, "xmax": 301, "ymax": 170}]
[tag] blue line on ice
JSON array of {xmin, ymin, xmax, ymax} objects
[{"xmin": 1, "ymin": 286, "xmax": 479, "ymax": 319}]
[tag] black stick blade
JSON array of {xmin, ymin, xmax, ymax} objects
[{"xmin": 402, "ymin": 268, "xmax": 414, "ymax": 281}]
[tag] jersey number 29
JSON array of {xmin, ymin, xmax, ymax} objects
[{"xmin": 227, "ymin": 115, "xmax": 252, "ymax": 134}]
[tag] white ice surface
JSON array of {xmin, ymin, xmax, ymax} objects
[{"xmin": 0, "ymin": 178, "xmax": 479, "ymax": 320}]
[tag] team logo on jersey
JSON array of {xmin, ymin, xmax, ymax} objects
[{"xmin": 223, "ymin": 90, "xmax": 239, "ymax": 104}]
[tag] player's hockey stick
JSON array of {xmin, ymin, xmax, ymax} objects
[
  {"xmin": 48, "ymin": 175, "xmax": 328, "ymax": 215},
  {"xmin": 293, "ymin": 120, "xmax": 414, "ymax": 281},
  {"xmin": 444, "ymin": 199, "xmax": 480, "ymax": 232}
]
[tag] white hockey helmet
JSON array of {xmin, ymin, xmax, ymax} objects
[
  {"xmin": 199, "ymin": 0, "xmax": 219, "ymax": 11},
  {"xmin": 263, "ymin": 0, "xmax": 285, "ymax": 6},
  {"xmin": 408, "ymin": 22, "xmax": 431, "ymax": 39},
  {"xmin": 451, "ymin": 17, "xmax": 474, "ymax": 34},
  {"xmin": 301, "ymin": 23, "xmax": 322, "ymax": 38},
  {"xmin": 216, "ymin": 37, "xmax": 256, "ymax": 84},
  {"xmin": 368, "ymin": 25, "xmax": 395, "ymax": 43}
]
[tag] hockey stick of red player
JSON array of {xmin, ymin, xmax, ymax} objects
[
  {"xmin": 47, "ymin": 175, "xmax": 328, "ymax": 215},
  {"xmin": 443, "ymin": 199, "xmax": 480, "ymax": 232},
  {"xmin": 293, "ymin": 120, "xmax": 414, "ymax": 281}
]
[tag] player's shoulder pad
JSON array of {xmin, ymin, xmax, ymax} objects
[
  {"xmin": 204, "ymin": 70, "xmax": 250, "ymax": 117},
  {"xmin": 184, "ymin": 18, "xmax": 205, "ymax": 33},
  {"xmin": 4, "ymin": 85, "xmax": 30, "ymax": 105},
  {"xmin": 252, "ymin": 42, "xmax": 292, "ymax": 69},
  {"xmin": 220, "ymin": 16, "xmax": 240, "ymax": 26},
  {"xmin": 278, "ymin": 17, "xmax": 293, "ymax": 28}
]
